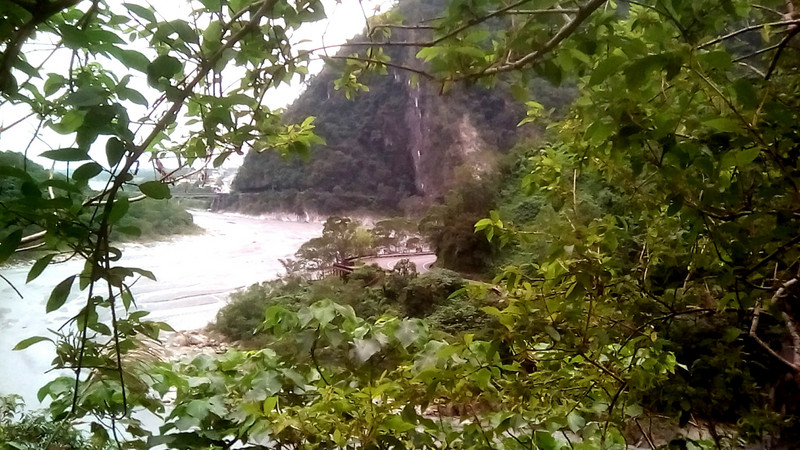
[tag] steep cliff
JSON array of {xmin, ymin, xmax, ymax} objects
[{"xmin": 225, "ymin": 2, "xmax": 572, "ymax": 216}]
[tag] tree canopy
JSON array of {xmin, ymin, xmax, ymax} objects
[{"xmin": 2, "ymin": 0, "xmax": 800, "ymax": 448}]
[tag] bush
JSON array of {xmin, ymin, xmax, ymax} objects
[
  {"xmin": 111, "ymin": 198, "xmax": 201, "ymax": 242},
  {"xmin": 0, "ymin": 395, "xmax": 93, "ymax": 449},
  {"xmin": 212, "ymin": 267, "xmax": 481, "ymax": 346},
  {"xmin": 212, "ymin": 281, "xmax": 286, "ymax": 343},
  {"xmin": 426, "ymin": 294, "xmax": 491, "ymax": 336},
  {"xmin": 400, "ymin": 268, "xmax": 465, "ymax": 317}
]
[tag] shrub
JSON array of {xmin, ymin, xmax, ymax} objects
[{"xmin": 0, "ymin": 395, "xmax": 92, "ymax": 449}]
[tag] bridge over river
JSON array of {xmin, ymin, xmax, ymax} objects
[
  {"xmin": 359, "ymin": 252, "xmax": 436, "ymax": 273},
  {"xmin": 327, "ymin": 252, "xmax": 437, "ymax": 277}
]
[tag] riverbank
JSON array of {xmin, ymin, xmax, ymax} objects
[{"xmin": 0, "ymin": 210, "xmax": 322, "ymax": 405}]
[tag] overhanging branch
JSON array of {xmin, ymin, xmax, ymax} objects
[{"xmin": 459, "ymin": 0, "xmax": 607, "ymax": 80}]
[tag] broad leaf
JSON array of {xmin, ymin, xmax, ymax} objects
[
  {"xmin": 46, "ymin": 275, "xmax": 76, "ymax": 313},
  {"xmin": 13, "ymin": 336, "xmax": 52, "ymax": 351},
  {"xmin": 27, "ymin": 253, "xmax": 56, "ymax": 283},
  {"xmin": 40, "ymin": 148, "xmax": 90, "ymax": 162},
  {"xmin": 139, "ymin": 181, "xmax": 171, "ymax": 199},
  {"xmin": 0, "ymin": 230, "xmax": 23, "ymax": 265}
]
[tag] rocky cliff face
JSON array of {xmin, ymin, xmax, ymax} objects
[{"xmin": 226, "ymin": 4, "xmax": 571, "ymax": 215}]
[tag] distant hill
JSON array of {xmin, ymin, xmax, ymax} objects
[{"xmin": 222, "ymin": 0, "xmax": 573, "ymax": 216}]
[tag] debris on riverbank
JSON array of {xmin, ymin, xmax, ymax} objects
[{"xmin": 160, "ymin": 329, "xmax": 232, "ymax": 360}]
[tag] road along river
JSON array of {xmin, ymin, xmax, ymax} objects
[{"xmin": 0, "ymin": 210, "xmax": 322, "ymax": 406}]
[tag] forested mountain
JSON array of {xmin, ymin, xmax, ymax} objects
[{"xmin": 224, "ymin": 0, "xmax": 572, "ymax": 215}]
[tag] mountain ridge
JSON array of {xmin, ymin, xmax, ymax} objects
[{"xmin": 222, "ymin": 3, "xmax": 573, "ymax": 216}]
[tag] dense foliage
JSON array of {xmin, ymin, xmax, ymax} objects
[
  {"xmin": 420, "ymin": 176, "xmax": 499, "ymax": 274},
  {"xmin": 0, "ymin": 151, "xmax": 198, "ymax": 246},
  {"xmin": 0, "ymin": 395, "xmax": 95, "ymax": 449},
  {"xmin": 4, "ymin": 0, "xmax": 800, "ymax": 448},
  {"xmin": 213, "ymin": 265, "xmax": 475, "ymax": 343}
]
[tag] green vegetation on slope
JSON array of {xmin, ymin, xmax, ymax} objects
[
  {"xmin": 225, "ymin": 0, "xmax": 573, "ymax": 216},
  {"xmin": 0, "ymin": 395, "xmax": 100, "ymax": 449},
  {"xmin": 213, "ymin": 266, "xmax": 487, "ymax": 345}
]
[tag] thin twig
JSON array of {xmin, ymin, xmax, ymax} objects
[
  {"xmin": 765, "ymin": 25, "xmax": 800, "ymax": 79},
  {"xmin": 0, "ymin": 111, "xmax": 35, "ymax": 133},
  {"xmin": 749, "ymin": 278, "xmax": 800, "ymax": 372},
  {"xmin": 327, "ymin": 55, "xmax": 435, "ymax": 79},
  {"xmin": 635, "ymin": 418, "xmax": 656, "ymax": 449},
  {"xmin": 0, "ymin": 273, "xmax": 23, "ymax": 299},
  {"xmin": 461, "ymin": 0, "xmax": 607, "ymax": 79},
  {"xmin": 697, "ymin": 19, "xmax": 800, "ymax": 49}
]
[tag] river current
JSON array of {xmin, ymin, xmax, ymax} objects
[{"xmin": 0, "ymin": 210, "xmax": 322, "ymax": 406}]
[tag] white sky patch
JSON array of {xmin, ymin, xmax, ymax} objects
[{"xmin": 0, "ymin": 0, "xmax": 394, "ymax": 169}]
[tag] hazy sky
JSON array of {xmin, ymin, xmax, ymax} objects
[{"xmin": 0, "ymin": 0, "xmax": 392, "ymax": 168}]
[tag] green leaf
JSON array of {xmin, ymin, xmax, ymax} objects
[
  {"xmin": 353, "ymin": 338, "xmax": 381, "ymax": 362},
  {"xmin": 65, "ymin": 86, "xmax": 106, "ymax": 107},
  {"xmin": 110, "ymin": 47, "xmax": 150, "ymax": 73},
  {"xmin": 139, "ymin": 180, "xmax": 171, "ymax": 199},
  {"xmin": 703, "ymin": 118, "xmax": 740, "ymax": 133},
  {"xmin": 545, "ymin": 325, "xmax": 561, "ymax": 342},
  {"xmin": 474, "ymin": 218, "xmax": 492, "ymax": 231},
  {"xmin": 383, "ymin": 416, "xmax": 416, "ymax": 433},
  {"xmin": 27, "ymin": 253, "xmax": 56, "ymax": 283},
  {"xmin": 130, "ymin": 267, "xmax": 157, "ymax": 281},
  {"xmin": 123, "ymin": 3, "xmax": 156, "ymax": 22},
  {"xmin": 473, "ymin": 367, "xmax": 492, "ymax": 389},
  {"xmin": 625, "ymin": 403, "xmax": 644, "ymax": 417},
  {"xmin": 534, "ymin": 431, "xmax": 558, "ymax": 450},
  {"xmin": 733, "ymin": 78, "xmax": 758, "ymax": 110},
  {"xmin": 589, "ymin": 54, "xmax": 626, "ymax": 86},
  {"xmin": 41, "ymin": 178, "xmax": 81, "ymax": 193},
  {"xmin": 699, "ymin": 50, "xmax": 732, "ymax": 71},
  {"xmin": 667, "ymin": 195, "xmax": 683, "ymax": 216},
  {"xmin": 106, "ymin": 137, "xmax": 126, "ymax": 167},
  {"xmin": 118, "ymin": 86, "xmax": 149, "ymax": 106},
  {"xmin": 228, "ymin": 0, "xmax": 248, "ymax": 12},
  {"xmin": 0, "ymin": 165, "xmax": 33, "ymax": 181},
  {"xmin": 416, "ymin": 46, "xmax": 445, "ymax": 62},
  {"xmin": 185, "ymin": 400, "xmax": 210, "ymax": 420},
  {"xmin": 736, "ymin": 148, "xmax": 760, "ymax": 166},
  {"xmin": 202, "ymin": 21, "xmax": 223, "ymax": 54},
  {"xmin": 13, "ymin": 336, "xmax": 52, "ymax": 351},
  {"xmin": 109, "ymin": 196, "xmax": 130, "ymax": 224},
  {"xmin": 454, "ymin": 46, "xmax": 486, "ymax": 59},
  {"xmin": 44, "ymin": 73, "xmax": 66, "ymax": 96},
  {"xmin": 395, "ymin": 320, "xmax": 420, "ymax": 348},
  {"xmin": 147, "ymin": 55, "xmax": 182, "ymax": 88},
  {"xmin": 200, "ymin": 0, "xmax": 222, "ymax": 8},
  {"xmin": 51, "ymin": 110, "xmax": 84, "ymax": 134},
  {"xmin": 567, "ymin": 411, "xmax": 586, "ymax": 432},
  {"xmin": 624, "ymin": 55, "xmax": 667, "ymax": 88},
  {"xmin": 40, "ymin": 148, "xmax": 90, "ymax": 162},
  {"xmin": 47, "ymin": 275, "xmax": 76, "ymax": 313},
  {"xmin": 213, "ymin": 152, "xmax": 229, "ymax": 168},
  {"xmin": 72, "ymin": 162, "xmax": 103, "ymax": 181},
  {"xmin": 722, "ymin": 327, "xmax": 741, "ymax": 343},
  {"xmin": 170, "ymin": 20, "xmax": 199, "ymax": 44},
  {"xmin": 0, "ymin": 230, "xmax": 23, "ymax": 265}
]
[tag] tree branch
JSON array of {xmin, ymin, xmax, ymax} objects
[
  {"xmin": 460, "ymin": 0, "xmax": 607, "ymax": 79},
  {"xmin": 0, "ymin": 0, "xmax": 81, "ymax": 92},
  {"xmin": 750, "ymin": 278, "xmax": 800, "ymax": 372},
  {"xmin": 765, "ymin": 24, "xmax": 800, "ymax": 79},
  {"xmin": 328, "ymin": 56, "xmax": 435, "ymax": 79},
  {"xmin": 698, "ymin": 19, "xmax": 800, "ymax": 49}
]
